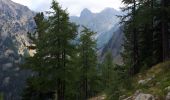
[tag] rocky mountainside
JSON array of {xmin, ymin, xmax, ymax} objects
[
  {"xmin": 0, "ymin": 0, "xmax": 35, "ymax": 99},
  {"xmin": 101, "ymin": 26, "xmax": 124, "ymax": 64}
]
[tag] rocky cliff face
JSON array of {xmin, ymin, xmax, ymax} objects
[
  {"xmin": 101, "ymin": 27, "xmax": 124, "ymax": 64},
  {"xmin": 0, "ymin": 0, "xmax": 35, "ymax": 99}
]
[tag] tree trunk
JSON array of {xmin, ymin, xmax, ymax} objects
[
  {"xmin": 132, "ymin": 0, "xmax": 139, "ymax": 75},
  {"xmin": 162, "ymin": 0, "xmax": 169, "ymax": 61}
]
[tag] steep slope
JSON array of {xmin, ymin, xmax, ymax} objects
[
  {"xmin": 0, "ymin": 0, "xmax": 35, "ymax": 99},
  {"xmin": 120, "ymin": 61, "xmax": 170, "ymax": 100},
  {"xmin": 100, "ymin": 27, "xmax": 124, "ymax": 64}
]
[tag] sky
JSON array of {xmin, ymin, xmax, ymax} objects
[{"xmin": 11, "ymin": 0, "xmax": 123, "ymax": 16}]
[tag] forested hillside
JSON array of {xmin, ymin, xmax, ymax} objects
[
  {"xmin": 0, "ymin": 0, "xmax": 123, "ymax": 99},
  {"xmin": 1, "ymin": 0, "xmax": 170, "ymax": 100}
]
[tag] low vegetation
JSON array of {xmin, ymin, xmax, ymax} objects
[{"xmin": 120, "ymin": 61, "xmax": 170, "ymax": 99}]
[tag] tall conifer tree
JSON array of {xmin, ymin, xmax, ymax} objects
[
  {"xmin": 22, "ymin": 0, "xmax": 78, "ymax": 100},
  {"xmin": 77, "ymin": 27, "xmax": 99, "ymax": 100}
]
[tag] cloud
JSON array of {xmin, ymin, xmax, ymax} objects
[{"xmin": 11, "ymin": 0, "xmax": 123, "ymax": 16}]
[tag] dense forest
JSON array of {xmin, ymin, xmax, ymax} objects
[
  {"xmin": 121, "ymin": 0, "xmax": 170, "ymax": 75},
  {"xmin": 7, "ymin": 0, "xmax": 170, "ymax": 100}
]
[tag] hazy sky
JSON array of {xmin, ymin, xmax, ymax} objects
[{"xmin": 11, "ymin": 0, "xmax": 123, "ymax": 16}]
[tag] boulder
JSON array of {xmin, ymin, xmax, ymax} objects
[
  {"xmin": 166, "ymin": 92, "xmax": 170, "ymax": 100},
  {"xmin": 135, "ymin": 93, "xmax": 155, "ymax": 100},
  {"xmin": 3, "ymin": 77, "xmax": 10, "ymax": 85},
  {"xmin": 165, "ymin": 86, "xmax": 170, "ymax": 92},
  {"xmin": 138, "ymin": 75, "xmax": 155, "ymax": 85},
  {"xmin": 122, "ymin": 90, "xmax": 155, "ymax": 100},
  {"xmin": 2, "ymin": 63, "xmax": 13, "ymax": 71},
  {"xmin": 138, "ymin": 80, "xmax": 147, "ymax": 85}
]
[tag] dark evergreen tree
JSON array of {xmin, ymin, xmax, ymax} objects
[
  {"xmin": 101, "ymin": 52, "xmax": 115, "ymax": 91},
  {"xmin": 101, "ymin": 52, "xmax": 129, "ymax": 100},
  {"xmin": 121, "ymin": 0, "xmax": 170, "ymax": 74},
  {"xmin": 22, "ymin": 12, "xmax": 54, "ymax": 100},
  {"xmin": 77, "ymin": 27, "xmax": 99, "ymax": 100},
  {"xmin": 22, "ymin": 0, "xmax": 78, "ymax": 100},
  {"xmin": 161, "ymin": 0, "xmax": 170, "ymax": 61},
  {"xmin": 47, "ymin": 1, "xmax": 78, "ymax": 99}
]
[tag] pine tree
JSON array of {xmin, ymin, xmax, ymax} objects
[
  {"xmin": 0, "ymin": 93, "xmax": 3, "ymax": 100},
  {"xmin": 22, "ymin": 0, "xmax": 78, "ymax": 100},
  {"xmin": 22, "ymin": 12, "xmax": 54, "ymax": 100},
  {"xmin": 121, "ymin": 0, "xmax": 170, "ymax": 74},
  {"xmin": 77, "ymin": 27, "xmax": 99, "ymax": 100},
  {"xmin": 101, "ymin": 52, "xmax": 115, "ymax": 91},
  {"xmin": 101, "ymin": 52, "xmax": 129, "ymax": 100},
  {"xmin": 48, "ymin": 1, "xmax": 78, "ymax": 99},
  {"xmin": 161, "ymin": 0, "xmax": 170, "ymax": 61}
]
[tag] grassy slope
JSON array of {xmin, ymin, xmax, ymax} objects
[
  {"xmin": 125, "ymin": 61, "xmax": 170, "ymax": 99},
  {"xmin": 89, "ymin": 61, "xmax": 170, "ymax": 100}
]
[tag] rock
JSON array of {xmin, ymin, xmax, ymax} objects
[
  {"xmin": 138, "ymin": 79, "xmax": 147, "ymax": 85},
  {"xmin": 14, "ymin": 67, "xmax": 20, "ymax": 71},
  {"xmin": 119, "ymin": 95, "xmax": 126, "ymax": 100},
  {"xmin": 151, "ymin": 75, "xmax": 155, "ymax": 79},
  {"xmin": 135, "ymin": 93, "xmax": 155, "ymax": 100},
  {"xmin": 156, "ymin": 82, "xmax": 161, "ymax": 86},
  {"xmin": 138, "ymin": 76, "xmax": 154, "ymax": 85},
  {"xmin": 2, "ymin": 63, "xmax": 13, "ymax": 71},
  {"xmin": 134, "ymin": 90, "xmax": 142, "ymax": 96},
  {"xmin": 4, "ymin": 49, "xmax": 15, "ymax": 57},
  {"xmin": 3, "ymin": 77, "xmax": 10, "ymax": 85},
  {"xmin": 154, "ymin": 96, "xmax": 159, "ymax": 100},
  {"xmin": 138, "ymin": 74, "xmax": 155, "ymax": 85},
  {"xmin": 166, "ymin": 92, "xmax": 170, "ymax": 100},
  {"xmin": 89, "ymin": 94, "xmax": 106, "ymax": 100},
  {"xmin": 123, "ymin": 96, "xmax": 133, "ymax": 100},
  {"xmin": 147, "ymin": 77, "xmax": 152, "ymax": 82},
  {"xmin": 122, "ymin": 91, "xmax": 155, "ymax": 100},
  {"xmin": 165, "ymin": 86, "xmax": 170, "ymax": 92}
]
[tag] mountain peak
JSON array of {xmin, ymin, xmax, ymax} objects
[
  {"xmin": 82, "ymin": 8, "xmax": 91, "ymax": 13},
  {"xmin": 101, "ymin": 7, "xmax": 117, "ymax": 13},
  {"xmin": 0, "ymin": 0, "xmax": 11, "ymax": 4},
  {"xmin": 80, "ymin": 8, "xmax": 92, "ymax": 17}
]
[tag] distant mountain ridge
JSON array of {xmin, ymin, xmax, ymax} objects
[
  {"xmin": 70, "ymin": 8, "xmax": 122, "ymax": 35},
  {"xmin": 70, "ymin": 8, "xmax": 124, "ymax": 63},
  {"xmin": 70, "ymin": 8, "xmax": 123, "ymax": 49}
]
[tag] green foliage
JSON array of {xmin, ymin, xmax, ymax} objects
[
  {"xmin": 76, "ymin": 27, "xmax": 100, "ymax": 99},
  {"xmin": 21, "ymin": 0, "xmax": 170, "ymax": 99},
  {"xmin": 0, "ymin": 93, "xmax": 3, "ymax": 100},
  {"xmin": 121, "ymin": 0, "xmax": 170, "ymax": 75},
  {"xmin": 22, "ymin": 0, "xmax": 78, "ymax": 99},
  {"xmin": 120, "ymin": 0, "xmax": 170, "ymax": 98},
  {"xmin": 123, "ymin": 61, "xmax": 170, "ymax": 99},
  {"xmin": 101, "ymin": 52, "xmax": 115, "ymax": 91},
  {"xmin": 100, "ymin": 52, "xmax": 131, "ymax": 100},
  {"xmin": 22, "ymin": 1, "xmax": 103, "ymax": 100}
]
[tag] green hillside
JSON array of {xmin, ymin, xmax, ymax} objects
[{"xmin": 122, "ymin": 61, "xmax": 170, "ymax": 99}]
